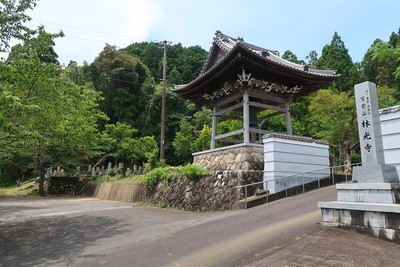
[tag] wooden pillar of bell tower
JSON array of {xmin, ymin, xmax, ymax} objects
[
  {"xmin": 243, "ymin": 89, "xmax": 250, "ymax": 144},
  {"xmin": 211, "ymin": 106, "xmax": 217, "ymax": 149},
  {"xmin": 285, "ymin": 95, "xmax": 293, "ymax": 135}
]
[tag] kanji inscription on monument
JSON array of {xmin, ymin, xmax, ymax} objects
[
  {"xmin": 353, "ymin": 81, "xmax": 399, "ymax": 183},
  {"xmin": 354, "ymin": 81, "xmax": 385, "ymax": 166}
]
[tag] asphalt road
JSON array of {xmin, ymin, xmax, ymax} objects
[{"xmin": 1, "ymin": 186, "xmax": 399, "ymax": 267}]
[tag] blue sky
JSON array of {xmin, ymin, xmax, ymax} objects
[{"xmin": 27, "ymin": 0, "xmax": 400, "ymax": 65}]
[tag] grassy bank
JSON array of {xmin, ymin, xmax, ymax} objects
[
  {"xmin": 0, "ymin": 181, "xmax": 37, "ymax": 198},
  {"xmin": 94, "ymin": 174, "xmax": 144, "ymax": 183}
]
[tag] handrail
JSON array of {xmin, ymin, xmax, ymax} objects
[{"xmin": 228, "ymin": 162, "xmax": 362, "ymax": 210}]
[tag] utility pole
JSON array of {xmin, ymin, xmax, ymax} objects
[{"xmin": 160, "ymin": 40, "xmax": 168, "ymax": 161}]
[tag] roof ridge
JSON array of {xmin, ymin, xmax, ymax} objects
[
  {"xmin": 213, "ymin": 31, "xmax": 337, "ymax": 76},
  {"xmin": 380, "ymin": 105, "xmax": 400, "ymax": 114}
]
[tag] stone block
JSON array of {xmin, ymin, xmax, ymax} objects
[
  {"xmin": 352, "ymin": 165, "xmax": 399, "ymax": 183},
  {"xmin": 365, "ymin": 211, "xmax": 386, "ymax": 228},
  {"xmin": 336, "ymin": 183, "xmax": 400, "ymax": 204}
]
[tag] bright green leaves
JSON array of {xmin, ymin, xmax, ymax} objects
[
  {"xmin": 172, "ymin": 107, "xmax": 213, "ymax": 163},
  {"xmin": 101, "ymin": 122, "xmax": 158, "ymax": 167},
  {"xmin": 0, "ymin": 28, "xmax": 105, "ymax": 186},
  {"xmin": 143, "ymin": 164, "xmax": 208, "ymax": 189},
  {"xmin": 0, "ymin": 0, "xmax": 37, "ymax": 52},
  {"xmin": 308, "ymin": 89, "xmax": 357, "ymax": 167},
  {"xmin": 370, "ymin": 38, "xmax": 400, "ymax": 87}
]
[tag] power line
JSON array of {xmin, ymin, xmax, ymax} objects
[
  {"xmin": 27, "ymin": 24, "xmax": 134, "ymax": 43},
  {"xmin": 26, "ymin": 24, "xmax": 136, "ymax": 47},
  {"xmin": 31, "ymin": 19, "xmax": 145, "ymax": 41}
]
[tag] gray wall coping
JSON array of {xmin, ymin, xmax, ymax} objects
[
  {"xmin": 262, "ymin": 132, "xmax": 329, "ymax": 145},
  {"xmin": 336, "ymin": 183, "xmax": 400, "ymax": 190},
  {"xmin": 380, "ymin": 105, "xmax": 400, "ymax": 115},
  {"xmin": 192, "ymin": 143, "xmax": 263, "ymax": 156},
  {"xmin": 318, "ymin": 201, "xmax": 400, "ymax": 213}
]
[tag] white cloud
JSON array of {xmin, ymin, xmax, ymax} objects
[
  {"xmin": 10, "ymin": 0, "xmax": 400, "ymax": 65},
  {"xmin": 106, "ymin": 0, "xmax": 163, "ymax": 42},
  {"xmin": 27, "ymin": 0, "xmax": 164, "ymax": 64}
]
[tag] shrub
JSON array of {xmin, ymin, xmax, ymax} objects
[
  {"xmin": 180, "ymin": 164, "xmax": 208, "ymax": 180},
  {"xmin": 142, "ymin": 166, "xmax": 176, "ymax": 189},
  {"xmin": 143, "ymin": 164, "xmax": 208, "ymax": 189}
]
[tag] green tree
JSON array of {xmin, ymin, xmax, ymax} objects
[
  {"xmin": 378, "ymin": 85, "xmax": 399, "ymax": 108},
  {"xmin": 282, "ymin": 50, "xmax": 305, "ymax": 64},
  {"xmin": 192, "ymin": 125, "xmax": 211, "ymax": 152},
  {"xmin": 389, "ymin": 29, "xmax": 400, "ymax": 49},
  {"xmin": 89, "ymin": 44, "xmax": 154, "ymax": 126},
  {"xmin": 101, "ymin": 122, "xmax": 139, "ymax": 160},
  {"xmin": 172, "ymin": 119, "xmax": 196, "ymax": 162},
  {"xmin": 361, "ymin": 38, "xmax": 384, "ymax": 84},
  {"xmin": 290, "ymin": 96, "xmax": 312, "ymax": 136},
  {"xmin": 168, "ymin": 67, "xmax": 183, "ymax": 85},
  {"xmin": 369, "ymin": 33, "xmax": 400, "ymax": 90},
  {"xmin": 1, "ymin": 36, "xmax": 105, "ymax": 192},
  {"xmin": 137, "ymin": 136, "xmax": 159, "ymax": 168},
  {"xmin": 65, "ymin": 61, "xmax": 87, "ymax": 86},
  {"xmin": 146, "ymin": 84, "xmax": 198, "ymax": 164},
  {"xmin": 308, "ymin": 89, "xmax": 358, "ymax": 173},
  {"xmin": 124, "ymin": 42, "xmax": 208, "ymax": 84},
  {"xmin": 100, "ymin": 122, "xmax": 159, "ymax": 168},
  {"xmin": 305, "ymin": 51, "xmax": 319, "ymax": 68},
  {"xmin": 172, "ymin": 106, "xmax": 213, "ymax": 164},
  {"xmin": 192, "ymin": 106, "xmax": 212, "ymax": 130},
  {"xmin": 0, "ymin": 0, "xmax": 37, "ymax": 52},
  {"xmin": 317, "ymin": 32, "xmax": 359, "ymax": 91},
  {"xmin": 124, "ymin": 42, "xmax": 163, "ymax": 81},
  {"xmin": 8, "ymin": 26, "xmax": 64, "ymax": 64},
  {"xmin": 170, "ymin": 44, "xmax": 208, "ymax": 83}
]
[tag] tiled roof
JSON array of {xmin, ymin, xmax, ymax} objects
[
  {"xmin": 380, "ymin": 105, "xmax": 400, "ymax": 115},
  {"xmin": 206, "ymin": 31, "xmax": 337, "ymax": 77},
  {"xmin": 174, "ymin": 31, "xmax": 339, "ymax": 101}
]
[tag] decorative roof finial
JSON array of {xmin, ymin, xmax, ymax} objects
[{"xmin": 261, "ymin": 50, "xmax": 270, "ymax": 57}]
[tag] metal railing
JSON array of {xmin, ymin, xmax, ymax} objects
[{"xmin": 228, "ymin": 163, "xmax": 362, "ymax": 210}]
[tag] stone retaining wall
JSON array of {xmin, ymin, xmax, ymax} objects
[
  {"xmin": 152, "ymin": 170, "xmax": 262, "ymax": 211},
  {"xmin": 82, "ymin": 170, "xmax": 262, "ymax": 211},
  {"xmin": 81, "ymin": 182, "xmax": 150, "ymax": 203},
  {"xmin": 82, "ymin": 145, "xmax": 264, "ymax": 210},
  {"xmin": 193, "ymin": 144, "xmax": 263, "ymax": 171}
]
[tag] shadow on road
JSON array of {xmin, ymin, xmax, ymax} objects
[{"xmin": 0, "ymin": 215, "xmax": 128, "ymax": 266}]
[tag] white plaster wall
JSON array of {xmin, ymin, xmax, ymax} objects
[
  {"xmin": 380, "ymin": 107, "xmax": 400, "ymax": 176},
  {"xmin": 263, "ymin": 137, "xmax": 330, "ymax": 193}
]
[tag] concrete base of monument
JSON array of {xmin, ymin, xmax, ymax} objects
[
  {"xmin": 319, "ymin": 182, "xmax": 400, "ymax": 243},
  {"xmin": 352, "ymin": 165, "xmax": 399, "ymax": 183},
  {"xmin": 336, "ymin": 183, "xmax": 400, "ymax": 204},
  {"xmin": 318, "ymin": 201, "xmax": 400, "ymax": 243}
]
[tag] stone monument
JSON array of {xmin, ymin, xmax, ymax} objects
[
  {"xmin": 318, "ymin": 81, "xmax": 400, "ymax": 242},
  {"xmin": 352, "ymin": 81, "xmax": 399, "ymax": 183}
]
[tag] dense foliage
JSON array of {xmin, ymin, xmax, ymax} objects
[
  {"xmin": 0, "ymin": 0, "xmax": 37, "ymax": 52},
  {"xmin": 1, "ymin": 0, "xmax": 400, "ymax": 183},
  {"xmin": 124, "ymin": 42, "xmax": 208, "ymax": 84},
  {"xmin": 0, "ymin": 28, "xmax": 105, "ymax": 193},
  {"xmin": 143, "ymin": 164, "xmax": 208, "ymax": 189}
]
